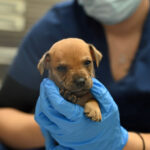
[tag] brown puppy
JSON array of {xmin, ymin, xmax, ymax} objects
[{"xmin": 38, "ymin": 38, "xmax": 103, "ymax": 121}]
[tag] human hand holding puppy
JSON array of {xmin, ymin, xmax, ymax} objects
[
  {"xmin": 35, "ymin": 38, "xmax": 128, "ymax": 149},
  {"xmin": 35, "ymin": 78, "xmax": 128, "ymax": 150}
]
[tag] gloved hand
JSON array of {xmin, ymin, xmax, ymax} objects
[{"xmin": 35, "ymin": 78, "xmax": 128, "ymax": 150}]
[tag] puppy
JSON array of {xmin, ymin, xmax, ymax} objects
[{"xmin": 38, "ymin": 38, "xmax": 103, "ymax": 121}]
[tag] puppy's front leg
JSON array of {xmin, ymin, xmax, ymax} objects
[{"xmin": 84, "ymin": 100, "xmax": 102, "ymax": 122}]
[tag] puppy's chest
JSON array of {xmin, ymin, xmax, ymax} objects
[{"xmin": 60, "ymin": 89, "xmax": 93, "ymax": 107}]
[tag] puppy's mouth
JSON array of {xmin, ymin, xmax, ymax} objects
[
  {"xmin": 60, "ymin": 87, "xmax": 90, "ymax": 98},
  {"xmin": 65, "ymin": 81, "xmax": 92, "ymax": 96},
  {"xmin": 71, "ymin": 88, "xmax": 90, "ymax": 96}
]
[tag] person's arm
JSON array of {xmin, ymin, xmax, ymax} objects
[
  {"xmin": 0, "ymin": 75, "xmax": 44, "ymax": 149},
  {"xmin": 0, "ymin": 108, "xmax": 44, "ymax": 149},
  {"xmin": 124, "ymin": 132, "xmax": 150, "ymax": 150}
]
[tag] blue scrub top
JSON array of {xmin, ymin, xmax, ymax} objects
[{"xmin": 9, "ymin": 0, "xmax": 150, "ymax": 132}]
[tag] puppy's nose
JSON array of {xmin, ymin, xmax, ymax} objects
[{"xmin": 74, "ymin": 77, "xmax": 85, "ymax": 88}]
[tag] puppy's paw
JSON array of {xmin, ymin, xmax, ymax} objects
[
  {"xmin": 84, "ymin": 100, "xmax": 102, "ymax": 122},
  {"xmin": 60, "ymin": 89, "xmax": 78, "ymax": 103}
]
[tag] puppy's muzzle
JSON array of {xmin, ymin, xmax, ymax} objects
[{"xmin": 74, "ymin": 77, "xmax": 86, "ymax": 88}]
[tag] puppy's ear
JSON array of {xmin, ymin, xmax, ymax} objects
[
  {"xmin": 37, "ymin": 52, "xmax": 50, "ymax": 75},
  {"xmin": 89, "ymin": 44, "xmax": 103, "ymax": 67}
]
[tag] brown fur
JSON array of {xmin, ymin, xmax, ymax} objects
[{"xmin": 37, "ymin": 38, "xmax": 103, "ymax": 121}]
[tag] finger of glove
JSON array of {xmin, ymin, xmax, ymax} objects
[
  {"xmin": 35, "ymin": 98, "xmax": 60, "ymax": 133},
  {"xmin": 53, "ymin": 145, "xmax": 71, "ymax": 150},
  {"xmin": 42, "ymin": 78, "xmax": 84, "ymax": 121},
  {"xmin": 40, "ymin": 127, "xmax": 57, "ymax": 150},
  {"xmin": 90, "ymin": 78, "xmax": 107, "ymax": 100},
  {"xmin": 91, "ymin": 78, "xmax": 118, "ymax": 113},
  {"xmin": 35, "ymin": 102, "xmax": 58, "ymax": 149},
  {"xmin": 37, "ymin": 96, "xmax": 68, "ymax": 132}
]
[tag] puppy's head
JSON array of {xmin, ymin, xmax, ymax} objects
[{"xmin": 38, "ymin": 38, "xmax": 102, "ymax": 95}]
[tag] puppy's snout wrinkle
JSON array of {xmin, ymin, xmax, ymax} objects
[{"xmin": 74, "ymin": 77, "xmax": 86, "ymax": 88}]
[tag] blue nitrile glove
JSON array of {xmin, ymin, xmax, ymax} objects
[{"xmin": 35, "ymin": 78, "xmax": 128, "ymax": 150}]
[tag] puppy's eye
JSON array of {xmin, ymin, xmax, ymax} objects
[
  {"xmin": 84, "ymin": 60, "xmax": 91, "ymax": 66},
  {"xmin": 56, "ymin": 65, "xmax": 67, "ymax": 72}
]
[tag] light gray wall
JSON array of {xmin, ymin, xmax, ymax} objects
[{"xmin": 0, "ymin": 0, "xmax": 63, "ymax": 47}]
